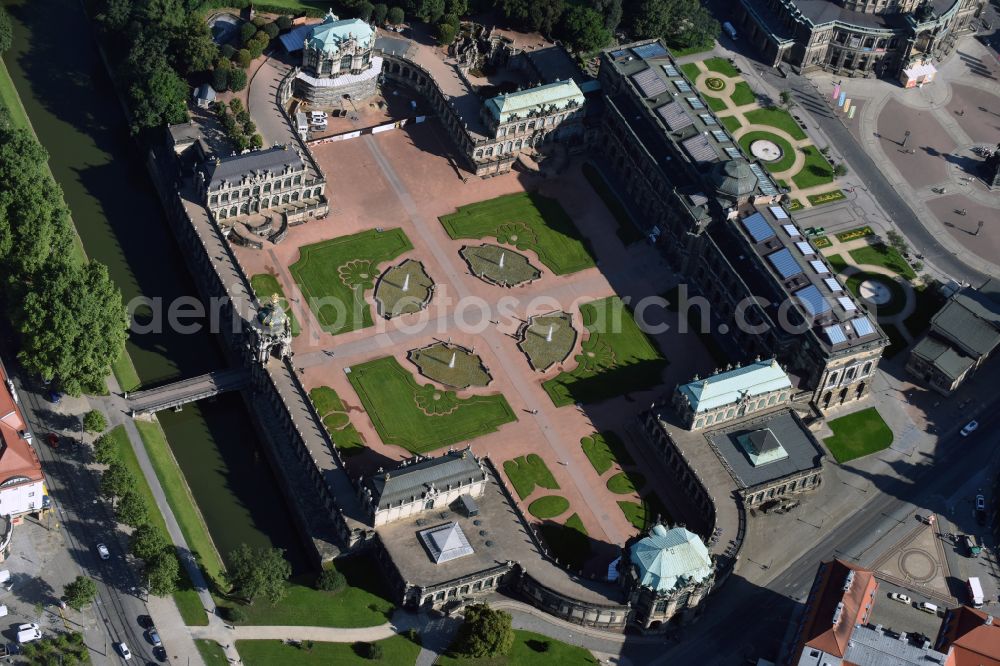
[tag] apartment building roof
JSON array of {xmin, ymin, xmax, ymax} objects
[{"xmin": 0, "ymin": 364, "xmax": 43, "ymax": 488}]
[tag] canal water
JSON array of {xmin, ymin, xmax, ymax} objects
[{"xmin": 2, "ymin": 0, "xmax": 308, "ymax": 572}]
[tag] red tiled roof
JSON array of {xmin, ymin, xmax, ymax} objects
[
  {"xmin": 938, "ymin": 606, "xmax": 1000, "ymax": 666},
  {"xmin": 796, "ymin": 559, "xmax": 878, "ymax": 659},
  {"xmin": 0, "ymin": 364, "xmax": 43, "ymax": 485}
]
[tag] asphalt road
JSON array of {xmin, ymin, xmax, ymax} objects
[
  {"xmin": 645, "ymin": 392, "xmax": 1000, "ymax": 666},
  {"xmin": 13, "ymin": 374, "xmax": 159, "ymax": 663}
]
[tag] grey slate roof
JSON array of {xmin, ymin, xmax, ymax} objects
[
  {"xmin": 368, "ymin": 450, "xmax": 484, "ymax": 510},
  {"xmin": 203, "ymin": 145, "xmax": 304, "ymax": 190},
  {"xmin": 747, "ymin": 429, "xmax": 780, "ymax": 454},
  {"xmin": 840, "ymin": 625, "xmax": 947, "ymax": 666},
  {"xmin": 931, "ymin": 298, "xmax": 1000, "ymax": 358},
  {"xmin": 911, "ymin": 336, "xmax": 974, "ymax": 381}
]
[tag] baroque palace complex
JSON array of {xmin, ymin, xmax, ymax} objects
[{"xmin": 159, "ymin": 4, "xmax": 920, "ymax": 636}]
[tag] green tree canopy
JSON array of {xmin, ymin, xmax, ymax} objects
[
  {"xmin": 146, "ymin": 550, "xmax": 181, "ymax": 596},
  {"xmin": 83, "ymin": 409, "xmax": 108, "ymax": 433},
  {"xmin": 240, "ymin": 22, "xmax": 258, "ymax": 44},
  {"xmin": 226, "ymin": 544, "xmax": 292, "ymax": 605},
  {"xmin": 417, "ymin": 0, "xmax": 445, "ymax": 23},
  {"xmin": 373, "ymin": 4, "xmax": 389, "ymax": 24},
  {"xmin": 592, "ymin": 0, "xmax": 622, "ymax": 32},
  {"xmin": 100, "ymin": 459, "xmax": 135, "ymax": 500},
  {"xmin": 130, "ymin": 523, "xmax": 168, "ymax": 562},
  {"xmin": 0, "ymin": 5, "xmax": 12, "ymax": 53},
  {"xmin": 454, "ymin": 604, "xmax": 514, "ymax": 657},
  {"xmin": 172, "ymin": 14, "xmax": 218, "ymax": 75},
  {"xmin": 388, "ymin": 6, "xmax": 405, "ymax": 25},
  {"xmin": 17, "ymin": 261, "xmax": 128, "ymax": 395},
  {"xmin": 229, "ymin": 69, "xmax": 248, "ymax": 93},
  {"xmin": 126, "ymin": 59, "xmax": 189, "ymax": 133},
  {"xmin": 94, "ymin": 433, "xmax": 119, "ymax": 465},
  {"xmin": 64, "ymin": 576, "xmax": 97, "ymax": 611},
  {"xmin": 116, "ymin": 488, "xmax": 149, "ymax": 527},
  {"xmin": 558, "ymin": 6, "xmax": 611, "ymax": 52},
  {"xmin": 437, "ymin": 21, "xmax": 458, "ymax": 45},
  {"xmin": 628, "ymin": 0, "xmax": 719, "ymax": 50}
]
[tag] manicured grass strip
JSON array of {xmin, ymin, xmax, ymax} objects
[
  {"xmin": 308, "ymin": 386, "xmax": 366, "ymax": 455},
  {"xmin": 503, "ymin": 454, "xmax": 559, "ymax": 500},
  {"xmin": 538, "ymin": 513, "xmax": 590, "ymax": 572},
  {"xmin": 836, "ymin": 226, "xmax": 874, "ymax": 242},
  {"xmin": 237, "ymin": 635, "xmax": 420, "ymax": 665},
  {"xmin": 347, "ymin": 356, "xmax": 516, "ymax": 454},
  {"xmin": 103, "ymin": 426, "xmax": 208, "ymax": 626},
  {"xmin": 0, "ymin": 58, "xmax": 31, "ymax": 132},
  {"xmin": 440, "ymin": 192, "xmax": 595, "ymax": 275},
  {"xmin": 581, "ymin": 163, "xmax": 643, "ymax": 244},
  {"xmin": 438, "ymin": 629, "xmax": 598, "ymax": 665},
  {"xmin": 738, "ymin": 131, "xmax": 796, "ymax": 173},
  {"xmin": 111, "ymin": 350, "xmax": 141, "ymax": 393},
  {"xmin": 704, "ymin": 95, "xmax": 728, "ymax": 112},
  {"xmin": 290, "ymin": 228, "xmax": 413, "ymax": 335},
  {"xmin": 823, "ymin": 407, "xmax": 893, "ymax": 463},
  {"xmin": 528, "ymin": 495, "xmax": 570, "ymax": 520},
  {"xmin": 618, "ymin": 494, "xmax": 672, "ymax": 532},
  {"xmin": 250, "ymin": 273, "xmax": 301, "ymax": 336},
  {"xmin": 195, "ymin": 640, "xmax": 229, "ymax": 666},
  {"xmin": 581, "ymin": 431, "xmax": 634, "ymax": 475},
  {"xmin": 849, "ymin": 244, "xmax": 916, "ymax": 279},
  {"xmin": 233, "ymin": 558, "xmax": 395, "ymax": 627},
  {"xmin": 719, "ymin": 115, "xmax": 742, "ymax": 133},
  {"xmin": 807, "ymin": 189, "xmax": 847, "ymax": 206},
  {"xmin": 703, "ymin": 57, "xmax": 740, "ymax": 77},
  {"xmin": 671, "ymin": 41, "xmax": 714, "ymax": 57},
  {"xmin": 135, "ymin": 420, "xmax": 225, "ymax": 586},
  {"xmin": 543, "ymin": 297, "xmax": 667, "ymax": 407},
  {"xmin": 791, "ymin": 145, "xmax": 835, "ymax": 189},
  {"xmin": 730, "ymin": 81, "xmax": 756, "ymax": 106},
  {"xmin": 744, "ymin": 107, "xmax": 807, "ymax": 140},
  {"xmin": 607, "ymin": 471, "xmax": 645, "ymax": 495},
  {"xmin": 680, "ymin": 62, "xmax": 702, "ymax": 81}
]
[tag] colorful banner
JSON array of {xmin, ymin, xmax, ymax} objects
[
  {"xmin": 843, "ymin": 98, "xmax": 851, "ymax": 113},
  {"xmin": 832, "ymin": 84, "xmax": 841, "ymax": 100},
  {"xmin": 838, "ymin": 92, "xmax": 847, "ymax": 107},
  {"xmin": 848, "ymin": 106, "xmax": 857, "ymax": 119}
]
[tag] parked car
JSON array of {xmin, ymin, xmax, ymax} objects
[
  {"xmin": 960, "ymin": 420, "xmax": 979, "ymax": 436},
  {"xmin": 146, "ymin": 628, "xmax": 161, "ymax": 647},
  {"xmin": 45, "ymin": 433, "xmax": 59, "ymax": 447},
  {"xmin": 16, "ymin": 624, "xmax": 41, "ymax": 644},
  {"xmin": 47, "ymin": 389, "xmax": 62, "ymax": 404},
  {"xmin": 919, "ymin": 601, "xmax": 938, "ymax": 614},
  {"xmin": 97, "ymin": 543, "xmax": 110, "ymax": 560},
  {"xmin": 889, "ymin": 592, "xmax": 911, "ymax": 604},
  {"xmin": 117, "ymin": 642, "xmax": 132, "ymax": 660},
  {"xmin": 976, "ymin": 494, "xmax": 986, "ymax": 511}
]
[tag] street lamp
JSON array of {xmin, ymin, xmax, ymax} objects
[
  {"xmin": 902, "ymin": 130, "xmax": 911, "ymax": 147},
  {"xmin": 976, "ymin": 220, "xmax": 984, "ymax": 236}
]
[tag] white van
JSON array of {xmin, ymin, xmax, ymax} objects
[
  {"xmin": 919, "ymin": 602, "xmax": 938, "ymax": 614},
  {"xmin": 17, "ymin": 623, "xmax": 41, "ymax": 644},
  {"xmin": 295, "ymin": 112, "xmax": 308, "ymax": 136},
  {"xmin": 723, "ymin": 22, "xmax": 738, "ymax": 40}
]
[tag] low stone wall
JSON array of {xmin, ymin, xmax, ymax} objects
[{"xmin": 514, "ymin": 571, "xmax": 631, "ymax": 630}]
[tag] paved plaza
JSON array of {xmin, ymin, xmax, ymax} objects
[{"xmin": 231, "ymin": 119, "xmax": 719, "ymax": 570}]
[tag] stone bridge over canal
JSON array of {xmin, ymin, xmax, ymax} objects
[{"xmin": 126, "ymin": 368, "xmax": 250, "ymax": 417}]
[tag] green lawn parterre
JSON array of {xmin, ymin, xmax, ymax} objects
[
  {"xmin": 806, "ymin": 189, "xmax": 847, "ymax": 207},
  {"xmin": 823, "ymin": 407, "xmax": 893, "ymax": 463},
  {"xmin": 730, "ymin": 81, "xmax": 756, "ymax": 107},
  {"xmin": 827, "ymin": 255, "xmax": 907, "ymax": 316},
  {"xmin": 233, "ymin": 558, "xmax": 394, "ymax": 627},
  {"xmin": 719, "ymin": 115, "xmax": 742, "ymax": 133},
  {"xmin": 704, "ymin": 95, "xmax": 728, "ymax": 112},
  {"xmin": 105, "ymin": 425, "xmax": 208, "ymax": 626},
  {"xmin": 618, "ymin": 494, "xmax": 672, "ymax": 532},
  {"xmin": 538, "ymin": 513, "xmax": 590, "ymax": 572},
  {"xmin": 437, "ymin": 629, "xmax": 598, "ymax": 665},
  {"xmin": 237, "ymin": 635, "xmax": 420, "ymax": 665},
  {"xmin": 503, "ymin": 454, "xmax": 560, "ymax": 500},
  {"xmin": 738, "ymin": 131, "xmax": 797, "ymax": 173},
  {"xmin": 409, "ymin": 343, "xmax": 491, "ymax": 389},
  {"xmin": 543, "ymin": 297, "xmax": 668, "ymax": 407},
  {"xmin": 519, "ymin": 312, "xmax": 577, "ymax": 372},
  {"xmin": 439, "ymin": 192, "xmax": 595, "ymax": 275},
  {"xmin": 373, "ymin": 259, "xmax": 434, "ymax": 318},
  {"xmin": 744, "ymin": 107, "xmax": 808, "ymax": 140},
  {"xmin": 308, "ymin": 386, "xmax": 366, "ymax": 455},
  {"xmin": 581, "ymin": 431, "xmax": 634, "ymax": 475},
  {"xmin": 607, "ymin": 471, "xmax": 645, "ymax": 495},
  {"xmin": 195, "ymin": 640, "xmax": 229, "ymax": 666},
  {"xmin": 849, "ymin": 244, "xmax": 917, "ymax": 280},
  {"xmin": 290, "ymin": 228, "xmax": 413, "ymax": 335},
  {"xmin": 836, "ymin": 226, "xmax": 874, "ymax": 242},
  {"xmin": 703, "ymin": 57, "xmax": 741, "ymax": 77},
  {"xmin": 250, "ymin": 273, "xmax": 301, "ymax": 336},
  {"xmin": 460, "ymin": 243, "xmax": 540, "ymax": 286},
  {"xmin": 679, "ymin": 62, "xmax": 702, "ymax": 82},
  {"xmin": 791, "ymin": 145, "xmax": 835, "ymax": 189},
  {"xmin": 347, "ymin": 356, "xmax": 515, "ymax": 454},
  {"xmin": 528, "ymin": 495, "xmax": 570, "ymax": 520}
]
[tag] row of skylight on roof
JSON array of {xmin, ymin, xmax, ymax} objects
[
  {"xmin": 632, "ymin": 42, "xmax": 668, "ymax": 59},
  {"xmin": 748, "ymin": 163, "xmax": 778, "ymax": 196},
  {"xmin": 741, "ymin": 212, "xmax": 774, "ymax": 243},
  {"xmin": 688, "ymin": 97, "xmax": 706, "ymax": 110},
  {"xmin": 823, "ymin": 316, "xmax": 875, "ymax": 345},
  {"xmin": 632, "ymin": 68, "xmax": 667, "ymax": 98},
  {"xmin": 674, "ymin": 80, "xmax": 691, "ymax": 93}
]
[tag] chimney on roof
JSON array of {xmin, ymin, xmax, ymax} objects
[{"xmin": 987, "ymin": 615, "xmax": 995, "ymax": 626}]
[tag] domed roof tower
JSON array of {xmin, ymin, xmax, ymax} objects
[{"xmin": 711, "ymin": 159, "xmax": 757, "ymax": 201}]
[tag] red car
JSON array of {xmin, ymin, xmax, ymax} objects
[{"xmin": 45, "ymin": 433, "xmax": 59, "ymax": 447}]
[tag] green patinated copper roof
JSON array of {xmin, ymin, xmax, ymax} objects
[
  {"xmin": 679, "ymin": 359, "xmax": 791, "ymax": 413},
  {"xmin": 484, "ymin": 80, "xmax": 585, "ymax": 123},
  {"xmin": 307, "ymin": 12, "xmax": 374, "ymax": 55},
  {"xmin": 630, "ymin": 525, "xmax": 712, "ymax": 593}
]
